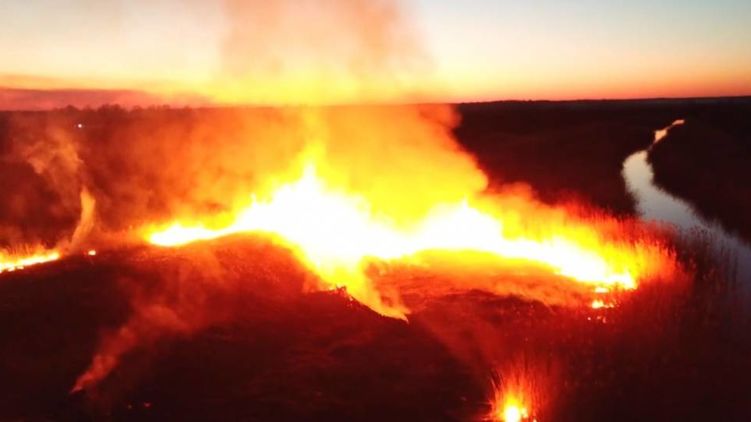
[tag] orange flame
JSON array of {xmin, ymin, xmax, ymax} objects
[
  {"xmin": 0, "ymin": 250, "xmax": 61, "ymax": 274},
  {"xmin": 496, "ymin": 398, "xmax": 530, "ymax": 422},
  {"xmin": 145, "ymin": 159, "xmax": 673, "ymax": 318},
  {"xmin": 0, "ymin": 188, "xmax": 94, "ymax": 276},
  {"xmin": 489, "ymin": 374, "xmax": 536, "ymax": 422},
  {"xmin": 142, "ymin": 107, "xmax": 677, "ymax": 319}
]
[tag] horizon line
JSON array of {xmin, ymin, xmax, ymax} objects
[{"xmin": 1, "ymin": 86, "xmax": 750, "ymax": 112}]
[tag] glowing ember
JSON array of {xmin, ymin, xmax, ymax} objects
[
  {"xmin": 591, "ymin": 299, "xmax": 615, "ymax": 309},
  {"xmin": 0, "ymin": 250, "xmax": 61, "ymax": 274},
  {"xmin": 490, "ymin": 388, "xmax": 534, "ymax": 422},
  {"xmin": 499, "ymin": 400, "xmax": 530, "ymax": 422},
  {"xmin": 87, "ymin": 249, "xmax": 97, "ymax": 256},
  {"xmin": 488, "ymin": 367, "xmax": 542, "ymax": 422}
]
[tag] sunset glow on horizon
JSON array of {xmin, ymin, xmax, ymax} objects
[{"xmin": 1, "ymin": 0, "xmax": 750, "ymax": 108}]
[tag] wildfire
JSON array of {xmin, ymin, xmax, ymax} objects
[
  {"xmin": 496, "ymin": 398, "xmax": 530, "ymax": 422},
  {"xmin": 591, "ymin": 299, "xmax": 615, "ymax": 309},
  {"xmin": 0, "ymin": 250, "xmax": 61, "ymax": 274},
  {"xmin": 487, "ymin": 361, "xmax": 551, "ymax": 422},
  {"xmin": 489, "ymin": 380, "xmax": 535, "ymax": 422},
  {"xmin": 1, "ymin": 189, "xmax": 94, "ymax": 276},
  {"xmin": 146, "ymin": 158, "xmax": 672, "ymax": 318}
]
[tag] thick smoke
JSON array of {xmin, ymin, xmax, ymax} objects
[
  {"xmin": 0, "ymin": 112, "xmax": 94, "ymax": 252},
  {"xmin": 218, "ymin": 0, "xmax": 428, "ymax": 104},
  {"xmin": 2, "ymin": 105, "xmax": 481, "ymax": 243},
  {"xmin": 0, "ymin": 0, "xmax": 473, "ymax": 248}
]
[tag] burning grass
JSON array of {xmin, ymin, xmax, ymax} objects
[
  {"xmin": 143, "ymin": 159, "xmax": 677, "ymax": 317},
  {"xmin": 1, "ymin": 102, "xmax": 748, "ymax": 420},
  {"xmin": 1, "ymin": 230, "xmax": 747, "ymax": 421},
  {"xmin": 0, "ymin": 249, "xmax": 60, "ymax": 274}
]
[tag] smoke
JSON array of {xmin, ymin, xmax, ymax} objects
[
  {"xmin": 71, "ymin": 237, "xmax": 311, "ymax": 394},
  {"xmin": 70, "ymin": 187, "xmax": 97, "ymax": 250},
  {"xmin": 0, "ymin": 0, "xmax": 464, "ymax": 245},
  {"xmin": 0, "ymin": 112, "xmax": 95, "ymax": 253},
  {"xmin": 1, "ymin": 106, "xmax": 483, "ymax": 248},
  {"xmin": 285, "ymin": 105, "xmax": 487, "ymax": 220},
  {"xmin": 216, "ymin": 0, "xmax": 428, "ymax": 104}
]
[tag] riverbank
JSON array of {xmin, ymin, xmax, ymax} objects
[
  {"xmin": 624, "ymin": 121, "xmax": 751, "ymax": 286},
  {"xmin": 648, "ymin": 106, "xmax": 751, "ymax": 243},
  {"xmin": 456, "ymin": 101, "xmax": 676, "ymax": 215}
]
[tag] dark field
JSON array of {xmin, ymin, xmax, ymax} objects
[
  {"xmin": 648, "ymin": 100, "xmax": 751, "ymax": 242},
  {"xmin": 2, "ymin": 235, "xmax": 749, "ymax": 421},
  {"xmin": 2, "ymin": 99, "xmax": 751, "ymax": 421}
]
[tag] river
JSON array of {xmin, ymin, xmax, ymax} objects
[{"xmin": 622, "ymin": 120, "xmax": 751, "ymax": 287}]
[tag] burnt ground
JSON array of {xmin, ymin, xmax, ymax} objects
[{"xmin": 2, "ymin": 99, "xmax": 751, "ymax": 421}]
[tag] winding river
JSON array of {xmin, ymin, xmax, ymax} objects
[{"xmin": 622, "ymin": 120, "xmax": 751, "ymax": 287}]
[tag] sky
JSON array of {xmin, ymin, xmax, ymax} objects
[{"xmin": 1, "ymin": 0, "xmax": 750, "ymax": 107}]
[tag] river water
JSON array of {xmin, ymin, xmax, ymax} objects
[{"xmin": 622, "ymin": 120, "xmax": 751, "ymax": 286}]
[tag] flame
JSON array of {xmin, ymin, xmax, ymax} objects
[
  {"xmin": 591, "ymin": 299, "xmax": 615, "ymax": 309},
  {"xmin": 488, "ymin": 365, "xmax": 544, "ymax": 422},
  {"xmin": 489, "ymin": 382, "xmax": 535, "ymax": 422},
  {"xmin": 497, "ymin": 398, "xmax": 530, "ymax": 422},
  {"xmin": 146, "ymin": 159, "xmax": 672, "ymax": 318},
  {"xmin": 125, "ymin": 104, "xmax": 677, "ymax": 321},
  {"xmin": 1, "ymin": 188, "xmax": 94, "ymax": 276},
  {"xmin": 0, "ymin": 250, "xmax": 61, "ymax": 274}
]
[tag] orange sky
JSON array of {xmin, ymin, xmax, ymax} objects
[{"xmin": 1, "ymin": 0, "xmax": 750, "ymax": 108}]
